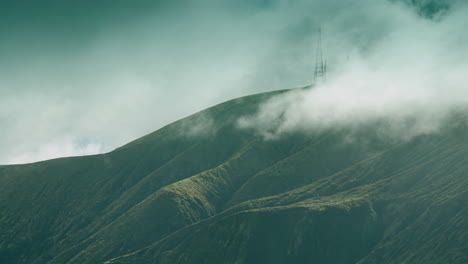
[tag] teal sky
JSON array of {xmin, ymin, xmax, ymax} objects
[{"xmin": 0, "ymin": 0, "xmax": 464, "ymax": 164}]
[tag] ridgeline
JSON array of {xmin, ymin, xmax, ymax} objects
[{"xmin": 0, "ymin": 89, "xmax": 467, "ymax": 264}]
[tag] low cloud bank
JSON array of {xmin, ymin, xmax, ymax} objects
[
  {"xmin": 1, "ymin": 0, "xmax": 465, "ymax": 164},
  {"xmin": 238, "ymin": 0, "xmax": 468, "ymax": 141},
  {"xmin": 6, "ymin": 141, "xmax": 103, "ymax": 165}
]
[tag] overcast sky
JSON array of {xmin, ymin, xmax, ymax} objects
[{"xmin": 0, "ymin": 0, "xmax": 462, "ymax": 164}]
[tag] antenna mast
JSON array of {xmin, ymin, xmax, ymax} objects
[{"xmin": 313, "ymin": 27, "xmax": 327, "ymax": 84}]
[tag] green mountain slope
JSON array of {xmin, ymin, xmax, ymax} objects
[{"xmin": 0, "ymin": 88, "xmax": 467, "ymax": 264}]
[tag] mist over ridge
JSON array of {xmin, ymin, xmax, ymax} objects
[
  {"xmin": 0, "ymin": 2, "xmax": 467, "ymax": 263},
  {"xmin": 0, "ymin": 0, "xmax": 465, "ymax": 164},
  {"xmin": 238, "ymin": 0, "xmax": 468, "ymax": 141}
]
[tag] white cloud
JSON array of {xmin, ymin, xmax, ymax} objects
[
  {"xmin": 237, "ymin": 1, "xmax": 468, "ymax": 141},
  {"xmin": 1, "ymin": 0, "xmax": 465, "ymax": 164},
  {"xmin": 6, "ymin": 141, "xmax": 103, "ymax": 165}
]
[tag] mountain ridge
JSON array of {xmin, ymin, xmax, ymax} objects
[{"xmin": 0, "ymin": 88, "xmax": 467, "ymax": 264}]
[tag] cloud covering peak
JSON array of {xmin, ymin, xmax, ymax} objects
[
  {"xmin": 0, "ymin": 0, "xmax": 464, "ymax": 164},
  {"xmin": 238, "ymin": 0, "xmax": 468, "ymax": 141}
]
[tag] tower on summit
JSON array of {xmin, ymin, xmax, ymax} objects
[{"xmin": 313, "ymin": 27, "xmax": 327, "ymax": 84}]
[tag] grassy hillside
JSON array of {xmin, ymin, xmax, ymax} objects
[{"xmin": 0, "ymin": 88, "xmax": 466, "ymax": 264}]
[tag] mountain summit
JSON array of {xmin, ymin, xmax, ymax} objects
[{"xmin": 0, "ymin": 89, "xmax": 467, "ymax": 264}]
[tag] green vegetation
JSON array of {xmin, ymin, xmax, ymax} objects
[{"xmin": 0, "ymin": 88, "xmax": 466, "ymax": 264}]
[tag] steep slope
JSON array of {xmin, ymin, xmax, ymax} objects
[
  {"xmin": 105, "ymin": 130, "xmax": 468, "ymax": 264},
  {"xmin": 0, "ymin": 88, "xmax": 467, "ymax": 264},
  {"xmin": 0, "ymin": 89, "xmax": 292, "ymax": 264}
]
